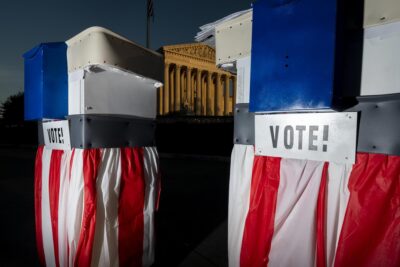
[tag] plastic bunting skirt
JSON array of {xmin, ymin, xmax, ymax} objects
[
  {"xmin": 229, "ymin": 144, "xmax": 400, "ymax": 267},
  {"xmin": 34, "ymin": 146, "xmax": 161, "ymax": 267}
]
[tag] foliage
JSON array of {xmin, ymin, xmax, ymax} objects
[{"xmin": 0, "ymin": 92, "xmax": 24, "ymax": 126}]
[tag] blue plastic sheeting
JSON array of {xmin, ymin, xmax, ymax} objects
[
  {"xmin": 249, "ymin": 0, "xmax": 352, "ymax": 112},
  {"xmin": 23, "ymin": 42, "xmax": 68, "ymax": 120}
]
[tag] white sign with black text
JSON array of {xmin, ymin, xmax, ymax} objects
[
  {"xmin": 255, "ymin": 112, "xmax": 358, "ymax": 164},
  {"xmin": 42, "ymin": 120, "xmax": 71, "ymax": 150}
]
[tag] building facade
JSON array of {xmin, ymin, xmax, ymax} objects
[{"xmin": 158, "ymin": 43, "xmax": 236, "ymax": 116}]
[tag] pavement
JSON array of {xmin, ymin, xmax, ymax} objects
[
  {"xmin": 0, "ymin": 147, "xmax": 39, "ymax": 266},
  {"xmin": 179, "ymin": 221, "xmax": 228, "ymax": 267},
  {"xmin": 0, "ymin": 147, "xmax": 230, "ymax": 266}
]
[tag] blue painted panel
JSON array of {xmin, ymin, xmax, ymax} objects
[
  {"xmin": 23, "ymin": 42, "xmax": 68, "ymax": 120},
  {"xmin": 249, "ymin": 0, "xmax": 338, "ymax": 112}
]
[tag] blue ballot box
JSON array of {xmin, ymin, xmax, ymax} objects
[
  {"xmin": 23, "ymin": 43, "xmax": 68, "ymax": 120},
  {"xmin": 249, "ymin": 0, "xmax": 363, "ymax": 113}
]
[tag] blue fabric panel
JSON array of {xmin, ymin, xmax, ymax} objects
[
  {"xmin": 249, "ymin": 0, "xmax": 338, "ymax": 112},
  {"xmin": 23, "ymin": 42, "xmax": 68, "ymax": 120},
  {"xmin": 24, "ymin": 45, "xmax": 44, "ymax": 120}
]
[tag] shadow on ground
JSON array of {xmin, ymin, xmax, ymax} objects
[
  {"xmin": 0, "ymin": 147, "xmax": 40, "ymax": 266},
  {"xmin": 154, "ymin": 156, "xmax": 230, "ymax": 266}
]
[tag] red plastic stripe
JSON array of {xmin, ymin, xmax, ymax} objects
[
  {"xmin": 69, "ymin": 149, "xmax": 75, "ymax": 181},
  {"xmin": 240, "ymin": 156, "xmax": 281, "ymax": 267},
  {"xmin": 74, "ymin": 149, "xmax": 102, "ymax": 267},
  {"xmin": 49, "ymin": 150, "xmax": 64, "ymax": 267},
  {"xmin": 67, "ymin": 149, "xmax": 74, "ymax": 267},
  {"xmin": 334, "ymin": 153, "xmax": 400, "ymax": 267},
  {"xmin": 119, "ymin": 147, "xmax": 146, "ymax": 267},
  {"xmin": 34, "ymin": 146, "xmax": 45, "ymax": 266},
  {"xmin": 316, "ymin": 162, "xmax": 329, "ymax": 267}
]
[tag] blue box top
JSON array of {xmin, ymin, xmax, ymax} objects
[
  {"xmin": 23, "ymin": 42, "xmax": 67, "ymax": 60},
  {"xmin": 23, "ymin": 42, "xmax": 68, "ymax": 120},
  {"xmin": 249, "ymin": 0, "xmax": 338, "ymax": 112}
]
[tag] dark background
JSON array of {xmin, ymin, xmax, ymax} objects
[
  {"xmin": 0, "ymin": 1, "xmax": 252, "ymax": 265},
  {"xmin": 0, "ymin": 0, "xmax": 252, "ymax": 104}
]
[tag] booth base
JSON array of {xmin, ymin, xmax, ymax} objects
[{"xmin": 34, "ymin": 146, "xmax": 160, "ymax": 267}]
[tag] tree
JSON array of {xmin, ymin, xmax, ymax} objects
[{"xmin": 0, "ymin": 92, "xmax": 24, "ymax": 127}]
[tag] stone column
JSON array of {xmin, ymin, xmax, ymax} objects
[
  {"xmin": 202, "ymin": 75, "xmax": 207, "ymax": 115},
  {"xmin": 196, "ymin": 70, "xmax": 202, "ymax": 115},
  {"xmin": 186, "ymin": 67, "xmax": 192, "ymax": 112},
  {"xmin": 224, "ymin": 75, "xmax": 230, "ymax": 115},
  {"xmin": 175, "ymin": 65, "xmax": 181, "ymax": 112},
  {"xmin": 191, "ymin": 72, "xmax": 195, "ymax": 111},
  {"xmin": 232, "ymin": 76, "xmax": 237, "ymax": 113},
  {"xmin": 181, "ymin": 70, "xmax": 185, "ymax": 100},
  {"xmin": 168, "ymin": 67, "xmax": 175, "ymax": 113},
  {"xmin": 163, "ymin": 63, "xmax": 170, "ymax": 114},
  {"xmin": 207, "ymin": 72, "xmax": 213, "ymax": 115},
  {"xmin": 215, "ymin": 73, "xmax": 222, "ymax": 116},
  {"xmin": 158, "ymin": 87, "xmax": 163, "ymax": 115}
]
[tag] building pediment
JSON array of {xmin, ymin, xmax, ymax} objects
[{"xmin": 163, "ymin": 43, "xmax": 216, "ymax": 63}]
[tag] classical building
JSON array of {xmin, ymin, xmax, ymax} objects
[{"xmin": 158, "ymin": 43, "xmax": 236, "ymax": 116}]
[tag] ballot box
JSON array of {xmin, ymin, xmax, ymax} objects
[{"xmin": 27, "ymin": 26, "xmax": 163, "ymax": 267}]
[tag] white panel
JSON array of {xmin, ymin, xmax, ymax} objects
[
  {"xmin": 236, "ymin": 56, "xmax": 251, "ymax": 104},
  {"xmin": 215, "ymin": 10, "xmax": 252, "ymax": 65},
  {"xmin": 66, "ymin": 27, "xmax": 163, "ymax": 83},
  {"xmin": 361, "ymin": 21, "xmax": 400, "ymax": 95},
  {"xmin": 195, "ymin": 9, "xmax": 251, "ymax": 45},
  {"xmin": 364, "ymin": 0, "xmax": 400, "ymax": 27},
  {"xmin": 68, "ymin": 65, "xmax": 158, "ymax": 118},
  {"xmin": 68, "ymin": 70, "xmax": 84, "ymax": 115},
  {"xmin": 255, "ymin": 112, "xmax": 358, "ymax": 164}
]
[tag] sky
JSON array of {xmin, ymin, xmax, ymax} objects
[{"xmin": 0, "ymin": 0, "xmax": 253, "ymax": 104}]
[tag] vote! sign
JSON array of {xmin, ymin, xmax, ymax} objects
[
  {"xmin": 255, "ymin": 112, "xmax": 358, "ymax": 164},
  {"xmin": 42, "ymin": 120, "xmax": 71, "ymax": 150}
]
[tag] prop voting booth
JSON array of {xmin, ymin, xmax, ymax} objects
[
  {"xmin": 24, "ymin": 27, "xmax": 162, "ymax": 267},
  {"xmin": 211, "ymin": 0, "xmax": 400, "ymax": 266}
]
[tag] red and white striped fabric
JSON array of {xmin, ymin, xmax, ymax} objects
[
  {"xmin": 229, "ymin": 145, "xmax": 400, "ymax": 267},
  {"xmin": 34, "ymin": 146, "xmax": 161, "ymax": 267}
]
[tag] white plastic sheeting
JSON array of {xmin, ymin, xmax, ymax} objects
[
  {"xmin": 228, "ymin": 145, "xmax": 254, "ymax": 267},
  {"xmin": 325, "ymin": 162, "xmax": 352, "ymax": 267},
  {"xmin": 269, "ymin": 160, "xmax": 325, "ymax": 267},
  {"xmin": 228, "ymin": 154, "xmax": 355, "ymax": 267},
  {"xmin": 35, "ymin": 146, "xmax": 160, "ymax": 267},
  {"xmin": 229, "ymin": 152, "xmax": 400, "ymax": 266}
]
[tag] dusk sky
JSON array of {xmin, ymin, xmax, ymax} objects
[{"xmin": 0, "ymin": 0, "xmax": 253, "ymax": 104}]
